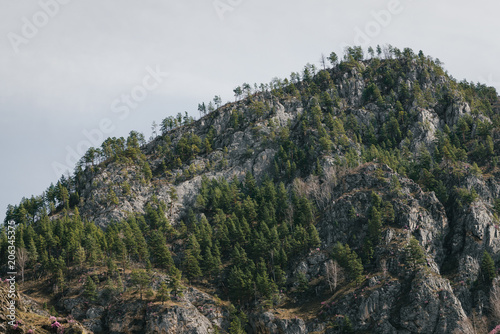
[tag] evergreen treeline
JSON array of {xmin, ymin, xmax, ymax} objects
[{"xmin": 2, "ymin": 45, "xmax": 500, "ymax": 310}]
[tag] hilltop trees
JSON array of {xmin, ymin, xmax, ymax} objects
[
  {"xmin": 328, "ymin": 52, "xmax": 338, "ymax": 66},
  {"xmin": 5, "ymin": 45, "xmax": 500, "ymax": 325}
]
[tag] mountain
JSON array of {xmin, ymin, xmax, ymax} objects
[{"xmin": 2, "ymin": 45, "xmax": 500, "ymax": 334}]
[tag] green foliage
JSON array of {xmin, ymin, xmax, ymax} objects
[
  {"xmin": 332, "ymin": 243, "xmax": 363, "ymax": 284},
  {"xmin": 108, "ymin": 189, "xmax": 119, "ymax": 205},
  {"xmin": 454, "ymin": 187, "xmax": 478, "ymax": 208},
  {"xmin": 84, "ymin": 276, "xmax": 97, "ymax": 300},
  {"xmin": 157, "ymin": 281, "xmax": 170, "ymax": 304},
  {"xmin": 183, "ymin": 249, "xmax": 202, "ymax": 281},
  {"xmin": 494, "ymin": 198, "xmax": 500, "ymax": 216},
  {"xmin": 169, "ymin": 267, "xmax": 183, "ymax": 297},
  {"xmin": 131, "ymin": 269, "xmax": 150, "ymax": 300},
  {"xmin": 143, "ymin": 162, "xmax": 153, "ymax": 181},
  {"xmin": 7, "ymin": 46, "xmax": 500, "ymax": 315},
  {"xmin": 229, "ymin": 317, "xmax": 245, "ymax": 334},
  {"xmin": 368, "ymin": 207, "xmax": 382, "ymax": 246},
  {"xmin": 363, "ymin": 83, "xmax": 384, "ymax": 106},
  {"xmin": 328, "ymin": 52, "xmax": 338, "ymax": 66},
  {"xmin": 343, "ymin": 46, "xmax": 364, "ymax": 61},
  {"xmin": 148, "ymin": 230, "xmax": 174, "ymax": 272},
  {"xmin": 481, "ymin": 250, "xmax": 496, "ymax": 283},
  {"xmin": 343, "ymin": 316, "xmax": 354, "ymax": 333},
  {"xmin": 405, "ymin": 237, "xmax": 426, "ymax": 269},
  {"xmin": 250, "ymin": 100, "xmax": 266, "ymax": 117},
  {"xmin": 295, "ymin": 272, "xmax": 309, "ymax": 293}
]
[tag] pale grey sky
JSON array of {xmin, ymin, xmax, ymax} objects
[{"xmin": 1, "ymin": 0, "xmax": 499, "ymax": 221}]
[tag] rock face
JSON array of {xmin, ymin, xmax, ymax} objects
[
  {"xmin": 16, "ymin": 54, "xmax": 500, "ymax": 334},
  {"xmin": 319, "ymin": 164, "xmax": 448, "ymax": 262},
  {"xmin": 249, "ymin": 312, "xmax": 308, "ymax": 334},
  {"xmin": 76, "ymin": 95, "xmax": 298, "ymax": 228},
  {"xmin": 293, "ymin": 164, "xmax": 470, "ymax": 333},
  {"xmin": 104, "ymin": 288, "xmax": 225, "ymax": 334},
  {"xmin": 0, "ymin": 281, "xmax": 91, "ymax": 333},
  {"xmin": 145, "ymin": 304, "xmax": 213, "ymax": 334},
  {"xmin": 59, "ymin": 283, "xmax": 224, "ymax": 334}
]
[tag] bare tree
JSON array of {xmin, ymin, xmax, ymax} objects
[
  {"xmin": 319, "ymin": 53, "xmax": 327, "ymax": 70},
  {"xmin": 150, "ymin": 121, "xmax": 158, "ymax": 142},
  {"xmin": 380, "ymin": 259, "xmax": 388, "ymax": 279},
  {"xmin": 452, "ymin": 318, "xmax": 475, "ymax": 334},
  {"xmin": 16, "ymin": 247, "xmax": 28, "ymax": 282},
  {"xmin": 323, "ymin": 166, "xmax": 338, "ymax": 188},
  {"xmin": 292, "ymin": 177, "xmax": 308, "ymax": 197},
  {"xmin": 307, "ymin": 176, "xmax": 332, "ymax": 211},
  {"xmin": 490, "ymin": 282, "xmax": 500, "ymax": 324},
  {"xmin": 325, "ymin": 260, "xmax": 340, "ymax": 292}
]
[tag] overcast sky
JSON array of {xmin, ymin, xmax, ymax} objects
[{"xmin": 1, "ymin": 0, "xmax": 499, "ymax": 222}]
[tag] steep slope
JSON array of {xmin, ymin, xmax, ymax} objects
[{"xmin": 3, "ymin": 46, "xmax": 500, "ymax": 333}]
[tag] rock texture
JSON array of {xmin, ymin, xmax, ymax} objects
[{"xmin": 14, "ymin": 53, "xmax": 500, "ymax": 334}]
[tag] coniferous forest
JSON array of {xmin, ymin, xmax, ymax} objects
[{"xmin": 2, "ymin": 45, "xmax": 500, "ymax": 333}]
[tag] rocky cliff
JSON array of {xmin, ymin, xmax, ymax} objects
[{"xmin": 5, "ymin": 47, "xmax": 500, "ymax": 333}]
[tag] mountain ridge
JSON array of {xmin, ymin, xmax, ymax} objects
[{"xmin": 2, "ymin": 46, "xmax": 500, "ymax": 333}]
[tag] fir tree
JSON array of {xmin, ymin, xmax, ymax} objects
[
  {"xmin": 368, "ymin": 207, "xmax": 382, "ymax": 245},
  {"xmin": 84, "ymin": 276, "xmax": 97, "ymax": 301},
  {"xmin": 131, "ymin": 269, "xmax": 150, "ymax": 300},
  {"xmin": 157, "ymin": 281, "xmax": 170, "ymax": 304},
  {"xmin": 406, "ymin": 237, "xmax": 426, "ymax": 269},
  {"xmin": 184, "ymin": 249, "xmax": 202, "ymax": 282},
  {"xmin": 169, "ymin": 267, "xmax": 183, "ymax": 297},
  {"xmin": 148, "ymin": 230, "xmax": 174, "ymax": 271},
  {"xmin": 229, "ymin": 317, "xmax": 245, "ymax": 334},
  {"xmin": 481, "ymin": 250, "xmax": 496, "ymax": 283}
]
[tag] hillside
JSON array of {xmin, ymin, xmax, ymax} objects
[{"xmin": 3, "ymin": 45, "xmax": 500, "ymax": 333}]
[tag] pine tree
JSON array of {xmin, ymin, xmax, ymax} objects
[
  {"xmin": 347, "ymin": 249, "xmax": 364, "ymax": 284},
  {"xmin": 229, "ymin": 317, "xmax": 245, "ymax": 334},
  {"xmin": 244, "ymin": 172, "xmax": 256, "ymax": 197},
  {"xmin": 75, "ymin": 245, "xmax": 85, "ymax": 269},
  {"xmin": 481, "ymin": 250, "xmax": 496, "ymax": 283},
  {"xmin": 256, "ymin": 258, "xmax": 276, "ymax": 299},
  {"xmin": 307, "ymin": 224, "xmax": 321, "ymax": 248},
  {"xmin": 202, "ymin": 247, "xmax": 217, "ymax": 277},
  {"xmin": 143, "ymin": 162, "xmax": 153, "ymax": 181},
  {"xmin": 27, "ymin": 236, "xmax": 38, "ymax": 265},
  {"xmin": 368, "ymin": 207, "xmax": 382, "ymax": 245},
  {"xmin": 157, "ymin": 281, "xmax": 170, "ymax": 304},
  {"xmin": 406, "ymin": 237, "xmax": 426, "ymax": 269},
  {"xmin": 148, "ymin": 230, "xmax": 174, "ymax": 271},
  {"xmin": 227, "ymin": 266, "xmax": 253, "ymax": 303},
  {"xmin": 84, "ymin": 276, "xmax": 97, "ymax": 301},
  {"xmin": 296, "ymin": 272, "xmax": 309, "ymax": 293},
  {"xmin": 184, "ymin": 249, "xmax": 202, "ymax": 281},
  {"xmin": 129, "ymin": 218, "xmax": 150, "ymax": 262},
  {"xmin": 343, "ymin": 316, "xmax": 354, "ymax": 333},
  {"xmin": 332, "ymin": 243, "xmax": 363, "ymax": 283},
  {"xmin": 55, "ymin": 268, "xmax": 65, "ymax": 293},
  {"xmin": 131, "ymin": 269, "xmax": 150, "ymax": 300},
  {"xmin": 169, "ymin": 267, "xmax": 183, "ymax": 297},
  {"xmin": 188, "ymin": 234, "xmax": 202, "ymax": 260},
  {"xmin": 382, "ymin": 201, "xmax": 395, "ymax": 224}
]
